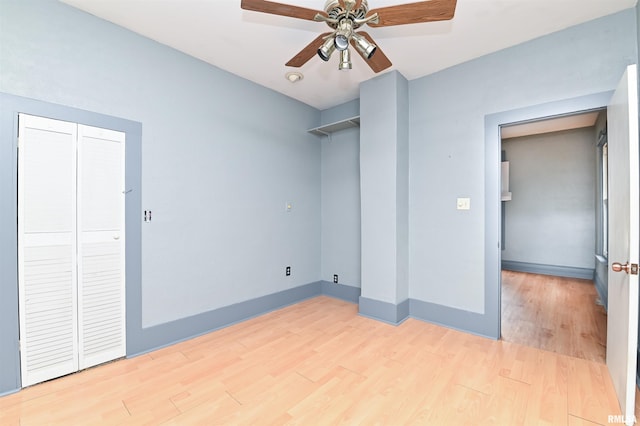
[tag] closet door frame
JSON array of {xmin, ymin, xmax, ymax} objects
[
  {"xmin": 0, "ymin": 93, "xmax": 142, "ymax": 394},
  {"xmin": 17, "ymin": 115, "xmax": 127, "ymax": 386}
]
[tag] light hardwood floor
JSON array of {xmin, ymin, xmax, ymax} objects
[
  {"xmin": 501, "ymin": 270, "xmax": 607, "ymax": 363},
  {"xmin": 1, "ymin": 296, "xmax": 622, "ymax": 425}
]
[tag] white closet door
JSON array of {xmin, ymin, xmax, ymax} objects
[
  {"xmin": 18, "ymin": 114, "xmax": 79, "ymax": 387},
  {"xmin": 77, "ymin": 124, "xmax": 126, "ymax": 370}
]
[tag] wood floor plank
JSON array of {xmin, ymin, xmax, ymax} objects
[
  {"xmin": 567, "ymin": 415, "xmax": 603, "ymax": 426},
  {"xmin": 501, "ymin": 270, "xmax": 607, "ymax": 363},
  {"xmin": 159, "ymin": 391, "xmax": 241, "ymax": 425},
  {"xmin": 567, "ymin": 356, "xmax": 621, "ymax": 425},
  {"xmin": 0, "ymin": 295, "xmax": 623, "ymax": 424},
  {"xmin": 523, "ymin": 349, "xmax": 569, "ymax": 425},
  {"xmin": 476, "ymin": 375, "xmax": 532, "ymax": 425}
]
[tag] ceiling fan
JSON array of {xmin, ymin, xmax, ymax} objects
[{"xmin": 240, "ymin": 0, "xmax": 457, "ymax": 73}]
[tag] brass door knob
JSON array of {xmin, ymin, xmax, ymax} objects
[
  {"xmin": 612, "ymin": 262, "xmax": 630, "ymax": 273},
  {"xmin": 612, "ymin": 262, "xmax": 639, "ymax": 275}
]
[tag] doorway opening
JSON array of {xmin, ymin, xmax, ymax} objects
[
  {"xmin": 498, "ymin": 110, "xmax": 608, "ymax": 362},
  {"xmin": 486, "ymin": 76, "xmax": 639, "ymax": 423}
]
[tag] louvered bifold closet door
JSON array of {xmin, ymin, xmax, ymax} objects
[
  {"xmin": 77, "ymin": 124, "xmax": 126, "ymax": 370},
  {"xmin": 18, "ymin": 114, "xmax": 79, "ymax": 387}
]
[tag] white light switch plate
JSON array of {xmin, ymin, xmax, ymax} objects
[{"xmin": 457, "ymin": 198, "xmax": 471, "ymax": 210}]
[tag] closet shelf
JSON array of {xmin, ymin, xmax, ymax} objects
[{"xmin": 308, "ymin": 116, "xmax": 360, "ymax": 136}]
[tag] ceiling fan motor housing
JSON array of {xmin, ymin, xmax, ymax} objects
[{"xmin": 324, "ymin": 0, "xmax": 369, "ymax": 29}]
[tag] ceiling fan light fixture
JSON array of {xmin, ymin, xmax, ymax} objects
[
  {"xmin": 338, "ymin": 49, "xmax": 352, "ymax": 71},
  {"xmin": 317, "ymin": 35, "xmax": 336, "ymax": 61},
  {"xmin": 334, "ymin": 18, "xmax": 354, "ymax": 51},
  {"xmin": 351, "ymin": 32, "xmax": 376, "ymax": 59},
  {"xmin": 334, "ymin": 33, "xmax": 350, "ymax": 51}
]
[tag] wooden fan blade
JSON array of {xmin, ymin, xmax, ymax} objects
[
  {"xmin": 351, "ymin": 32, "xmax": 392, "ymax": 73},
  {"xmin": 286, "ymin": 32, "xmax": 332, "ymax": 67},
  {"xmin": 367, "ymin": 0, "xmax": 457, "ymax": 27},
  {"xmin": 241, "ymin": 0, "xmax": 326, "ymax": 21}
]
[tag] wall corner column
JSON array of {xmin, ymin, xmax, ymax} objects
[{"xmin": 358, "ymin": 71, "xmax": 409, "ymax": 324}]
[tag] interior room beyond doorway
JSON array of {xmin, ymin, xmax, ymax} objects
[{"xmin": 500, "ymin": 110, "xmax": 607, "ymax": 363}]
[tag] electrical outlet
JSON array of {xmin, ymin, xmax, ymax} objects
[
  {"xmin": 333, "ymin": 274, "xmax": 338, "ymax": 284},
  {"xmin": 286, "ymin": 266, "xmax": 291, "ymax": 276}
]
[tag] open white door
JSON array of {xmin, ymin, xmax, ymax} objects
[{"xmin": 607, "ymin": 64, "xmax": 639, "ymax": 425}]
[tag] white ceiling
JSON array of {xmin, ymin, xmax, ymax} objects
[
  {"xmin": 501, "ymin": 111, "xmax": 601, "ymax": 139},
  {"xmin": 60, "ymin": 0, "xmax": 636, "ymax": 110}
]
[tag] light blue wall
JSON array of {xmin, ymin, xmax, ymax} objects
[
  {"xmin": 0, "ymin": 0, "xmax": 322, "ymax": 394},
  {"xmin": 502, "ymin": 128, "xmax": 596, "ymax": 269},
  {"xmin": 409, "ymin": 9, "xmax": 637, "ymax": 314},
  {"xmin": 318, "ymin": 99, "xmax": 361, "ymax": 288},
  {"xmin": 0, "ymin": 0, "xmax": 321, "ymax": 328},
  {"xmin": 395, "ymin": 73, "xmax": 410, "ymax": 305},
  {"xmin": 360, "ymin": 71, "xmax": 409, "ymax": 305},
  {"xmin": 320, "ymin": 99, "xmax": 359, "ymax": 126},
  {"xmin": 320, "ymin": 127, "xmax": 361, "ymax": 287}
]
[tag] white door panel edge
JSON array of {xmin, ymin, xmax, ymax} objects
[{"xmin": 606, "ymin": 63, "xmax": 639, "ymax": 426}]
